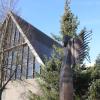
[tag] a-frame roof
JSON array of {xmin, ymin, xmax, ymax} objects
[{"xmin": 5, "ymin": 12, "xmax": 61, "ymax": 66}]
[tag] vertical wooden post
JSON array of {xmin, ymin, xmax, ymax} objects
[
  {"xmin": 26, "ymin": 46, "xmax": 29, "ymax": 79},
  {"xmin": 10, "ymin": 20, "xmax": 17, "ymax": 77},
  {"xmin": 20, "ymin": 46, "xmax": 24, "ymax": 79},
  {"xmin": 5, "ymin": 51, "xmax": 9, "ymax": 80},
  {"xmin": 0, "ymin": 16, "xmax": 10, "ymax": 100},
  {"xmin": 33, "ymin": 56, "xmax": 35, "ymax": 78}
]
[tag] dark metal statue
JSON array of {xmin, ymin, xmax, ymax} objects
[{"xmin": 60, "ymin": 31, "xmax": 91, "ymax": 100}]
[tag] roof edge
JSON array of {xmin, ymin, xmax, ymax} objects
[{"xmin": 9, "ymin": 11, "xmax": 44, "ymax": 66}]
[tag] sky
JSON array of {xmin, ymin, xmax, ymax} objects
[{"xmin": 18, "ymin": 0, "xmax": 100, "ymax": 64}]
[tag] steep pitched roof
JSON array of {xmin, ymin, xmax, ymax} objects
[{"xmin": 8, "ymin": 12, "xmax": 61, "ymax": 65}]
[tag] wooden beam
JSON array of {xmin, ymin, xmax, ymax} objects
[
  {"xmin": 10, "ymin": 19, "xmax": 14, "ymax": 77},
  {"xmin": 0, "ymin": 42, "xmax": 27, "ymax": 54},
  {"xmin": 5, "ymin": 51, "xmax": 9, "ymax": 80},
  {"xmin": 15, "ymin": 52, "xmax": 18, "ymax": 79},
  {"xmin": 0, "ymin": 15, "xmax": 10, "ymax": 87},
  {"xmin": 26, "ymin": 46, "xmax": 29, "ymax": 79},
  {"xmin": 10, "ymin": 51, "xmax": 14, "ymax": 77},
  {"xmin": 33, "ymin": 56, "xmax": 35, "ymax": 78},
  {"xmin": 20, "ymin": 46, "xmax": 24, "ymax": 79}
]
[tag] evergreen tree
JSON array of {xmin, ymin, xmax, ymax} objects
[
  {"xmin": 87, "ymin": 54, "xmax": 100, "ymax": 100},
  {"xmin": 61, "ymin": 1, "xmax": 79, "ymax": 37},
  {"xmin": 87, "ymin": 79, "xmax": 100, "ymax": 100}
]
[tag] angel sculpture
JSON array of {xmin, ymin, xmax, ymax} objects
[{"xmin": 60, "ymin": 30, "xmax": 91, "ymax": 100}]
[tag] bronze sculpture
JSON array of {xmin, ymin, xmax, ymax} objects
[{"xmin": 60, "ymin": 31, "xmax": 91, "ymax": 100}]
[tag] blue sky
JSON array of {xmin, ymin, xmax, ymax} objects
[{"xmin": 18, "ymin": 0, "xmax": 100, "ymax": 64}]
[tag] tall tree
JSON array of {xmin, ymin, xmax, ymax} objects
[
  {"xmin": 0, "ymin": 0, "xmax": 19, "ymax": 99},
  {"xmin": 0, "ymin": 0, "xmax": 19, "ymax": 23},
  {"xmin": 61, "ymin": 0, "xmax": 79, "ymax": 37}
]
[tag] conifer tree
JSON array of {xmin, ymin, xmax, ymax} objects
[
  {"xmin": 61, "ymin": 1, "xmax": 79, "ymax": 37},
  {"xmin": 0, "ymin": 0, "xmax": 19, "ymax": 99},
  {"xmin": 87, "ymin": 54, "xmax": 100, "ymax": 100}
]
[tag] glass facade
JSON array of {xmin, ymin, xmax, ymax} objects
[{"xmin": 0, "ymin": 17, "xmax": 41, "ymax": 80}]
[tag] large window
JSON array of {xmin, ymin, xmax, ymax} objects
[{"xmin": 0, "ymin": 19, "xmax": 41, "ymax": 80}]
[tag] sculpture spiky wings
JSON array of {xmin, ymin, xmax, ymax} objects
[
  {"xmin": 60, "ymin": 28, "xmax": 92, "ymax": 100},
  {"xmin": 63, "ymin": 28, "xmax": 92, "ymax": 64},
  {"xmin": 78, "ymin": 28, "xmax": 92, "ymax": 64}
]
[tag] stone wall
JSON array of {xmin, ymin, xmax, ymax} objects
[{"xmin": 2, "ymin": 79, "xmax": 41, "ymax": 100}]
